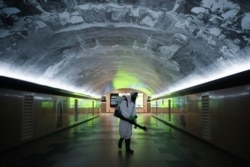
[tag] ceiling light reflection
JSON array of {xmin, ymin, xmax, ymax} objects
[
  {"xmin": 0, "ymin": 65, "xmax": 101, "ymax": 99},
  {"xmin": 152, "ymin": 58, "xmax": 250, "ymax": 99}
]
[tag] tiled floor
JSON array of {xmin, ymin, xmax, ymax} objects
[{"xmin": 0, "ymin": 113, "xmax": 249, "ymax": 167}]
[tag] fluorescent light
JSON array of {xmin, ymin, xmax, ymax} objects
[
  {"xmin": 152, "ymin": 57, "xmax": 250, "ymax": 99},
  {"xmin": 0, "ymin": 63, "xmax": 101, "ymax": 98}
]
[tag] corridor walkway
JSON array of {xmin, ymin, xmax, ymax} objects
[{"xmin": 1, "ymin": 113, "xmax": 249, "ymax": 167}]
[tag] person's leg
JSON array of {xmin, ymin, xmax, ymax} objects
[
  {"xmin": 125, "ymin": 138, "xmax": 134, "ymax": 153},
  {"xmin": 118, "ymin": 137, "xmax": 124, "ymax": 149}
]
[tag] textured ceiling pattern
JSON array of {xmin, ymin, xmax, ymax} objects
[{"xmin": 0, "ymin": 0, "xmax": 250, "ymax": 98}]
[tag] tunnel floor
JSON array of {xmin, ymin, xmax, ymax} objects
[{"xmin": 1, "ymin": 113, "xmax": 249, "ymax": 167}]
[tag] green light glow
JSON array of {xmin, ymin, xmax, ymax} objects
[
  {"xmin": 41, "ymin": 101, "xmax": 54, "ymax": 108},
  {"xmin": 112, "ymin": 69, "xmax": 153, "ymax": 95},
  {"xmin": 157, "ymin": 98, "xmax": 168, "ymax": 108},
  {"xmin": 68, "ymin": 98, "xmax": 75, "ymax": 109},
  {"xmin": 113, "ymin": 70, "xmax": 139, "ymax": 88},
  {"xmin": 83, "ymin": 100, "xmax": 93, "ymax": 108},
  {"xmin": 68, "ymin": 98, "xmax": 98, "ymax": 108}
]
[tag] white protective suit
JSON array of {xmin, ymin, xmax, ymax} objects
[{"xmin": 119, "ymin": 94, "xmax": 137, "ymax": 139}]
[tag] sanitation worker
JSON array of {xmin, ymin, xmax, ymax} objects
[{"xmin": 118, "ymin": 90, "xmax": 138, "ymax": 154}]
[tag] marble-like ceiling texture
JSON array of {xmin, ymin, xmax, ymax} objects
[{"xmin": 0, "ymin": 0, "xmax": 250, "ymax": 98}]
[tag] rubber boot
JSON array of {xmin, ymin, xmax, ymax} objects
[
  {"xmin": 125, "ymin": 139, "xmax": 134, "ymax": 154},
  {"xmin": 118, "ymin": 138, "xmax": 124, "ymax": 149}
]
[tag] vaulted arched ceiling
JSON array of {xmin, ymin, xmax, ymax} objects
[{"xmin": 0, "ymin": 0, "xmax": 250, "ymax": 98}]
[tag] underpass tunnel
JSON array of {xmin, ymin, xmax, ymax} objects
[
  {"xmin": 1, "ymin": 0, "xmax": 249, "ymax": 98},
  {"xmin": 1, "ymin": 0, "xmax": 250, "ymax": 166}
]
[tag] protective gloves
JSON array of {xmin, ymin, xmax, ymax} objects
[
  {"xmin": 129, "ymin": 115, "xmax": 137, "ymax": 121},
  {"xmin": 129, "ymin": 115, "xmax": 138, "ymax": 128}
]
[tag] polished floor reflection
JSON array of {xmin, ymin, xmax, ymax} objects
[{"xmin": 0, "ymin": 113, "xmax": 249, "ymax": 167}]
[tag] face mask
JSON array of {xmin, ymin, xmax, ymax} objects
[{"xmin": 131, "ymin": 94, "xmax": 138, "ymax": 102}]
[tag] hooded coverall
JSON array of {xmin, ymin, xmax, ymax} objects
[{"xmin": 119, "ymin": 95, "xmax": 137, "ymax": 139}]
